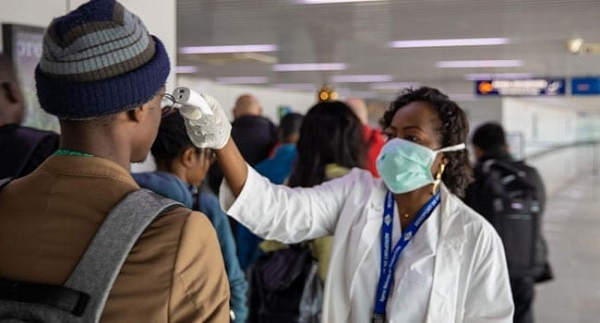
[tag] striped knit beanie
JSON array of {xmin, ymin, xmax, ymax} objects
[{"xmin": 35, "ymin": 0, "xmax": 170, "ymax": 119}]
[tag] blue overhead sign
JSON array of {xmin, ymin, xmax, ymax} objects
[
  {"xmin": 476, "ymin": 79, "xmax": 566, "ymax": 96},
  {"xmin": 572, "ymin": 77, "xmax": 600, "ymax": 95}
]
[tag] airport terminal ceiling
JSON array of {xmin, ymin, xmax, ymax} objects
[{"xmin": 176, "ymin": 0, "xmax": 600, "ymax": 111}]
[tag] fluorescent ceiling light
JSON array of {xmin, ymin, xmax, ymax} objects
[
  {"xmin": 389, "ymin": 37, "xmax": 509, "ymax": 48},
  {"xmin": 215, "ymin": 77, "xmax": 269, "ymax": 84},
  {"xmin": 271, "ymin": 83, "xmax": 317, "ymax": 91},
  {"xmin": 436, "ymin": 60, "xmax": 523, "ymax": 68},
  {"xmin": 179, "ymin": 44, "xmax": 278, "ymax": 54},
  {"xmin": 332, "ymin": 74, "xmax": 393, "ymax": 83},
  {"xmin": 299, "ymin": 0, "xmax": 384, "ymax": 4},
  {"xmin": 464, "ymin": 73, "xmax": 534, "ymax": 81},
  {"xmin": 371, "ymin": 82, "xmax": 420, "ymax": 91},
  {"xmin": 175, "ymin": 66, "xmax": 198, "ymax": 74},
  {"xmin": 273, "ymin": 63, "xmax": 347, "ymax": 72}
]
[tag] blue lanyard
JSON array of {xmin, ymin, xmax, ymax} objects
[{"xmin": 372, "ymin": 190, "xmax": 441, "ymax": 320}]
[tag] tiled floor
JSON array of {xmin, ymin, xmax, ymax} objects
[{"xmin": 534, "ymin": 174, "xmax": 600, "ymax": 323}]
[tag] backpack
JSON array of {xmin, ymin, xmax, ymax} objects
[
  {"xmin": 0, "ymin": 125, "xmax": 59, "ymax": 178},
  {"xmin": 479, "ymin": 159, "xmax": 546, "ymax": 278},
  {"xmin": 0, "ymin": 178, "xmax": 182, "ymax": 322},
  {"xmin": 248, "ymin": 244, "xmax": 323, "ymax": 323}
]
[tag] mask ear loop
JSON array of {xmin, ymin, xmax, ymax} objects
[
  {"xmin": 436, "ymin": 143, "xmax": 466, "ymax": 153},
  {"xmin": 431, "ymin": 143, "xmax": 465, "ymax": 194}
]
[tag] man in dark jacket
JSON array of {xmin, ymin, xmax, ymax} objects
[
  {"xmin": 465, "ymin": 122, "xmax": 552, "ymax": 323},
  {"xmin": 0, "ymin": 54, "xmax": 59, "ymax": 178},
  {"xmin": 207, "ymin": 93, "xmax": 277, "ymax": 193}
]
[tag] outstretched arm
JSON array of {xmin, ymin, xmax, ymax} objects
[{"xmin": 216, "ymin": 138, "xmax": 247, "ymax": 198}]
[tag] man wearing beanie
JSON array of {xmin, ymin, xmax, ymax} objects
[{"xmin": 0, "ymin": 0, "xmax": 230, "ymax": 321}]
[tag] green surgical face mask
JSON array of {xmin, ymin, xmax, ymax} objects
[{"xmin": 376, "ymin": 138, "xmax": 465, "ymax": 194}]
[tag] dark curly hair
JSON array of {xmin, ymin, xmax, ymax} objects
[
  {"xmin": 151, "ymin": 111, "xmax": 200, "ymax": 169},
  {"xmin": 379, "ymin": 87, "xmax": 472, "ymax": 197},
  {"xmin": 288, "ymin": 101, "xmax": 366, "ymax": 188}
]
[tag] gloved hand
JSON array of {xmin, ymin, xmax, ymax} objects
[{"xmin": 180, "ymin": 92, "xmax": 232, "ymax": 149}]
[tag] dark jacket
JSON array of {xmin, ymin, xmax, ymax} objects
[
  {"xmin": 465, "ymin": 150, "xmax": 552, "ymax": 281},
  {"xmin": 231, "ymin": 115, "xmax": 278, "ymax": 166},
  {"xmin": 466, "ymin": 150, "xmax": 546, "ymax": 216},
  {"xmin": 208, "ymin": 115, "xmax": 277, "ymax": 194},
  {"xmin": 0, "ymin": 124, "xmax": 59, "ymax": 178}
]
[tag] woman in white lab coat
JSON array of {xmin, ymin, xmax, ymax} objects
[{"xmin": 193, "ymin": 86, "xmax": 514, "ymax": 323}]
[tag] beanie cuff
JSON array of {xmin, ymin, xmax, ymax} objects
[{"xmin": 36, "ymin": 36, "xmax": 170, "ymax": 120}]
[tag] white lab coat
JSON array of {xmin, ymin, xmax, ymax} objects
[{"xmin": 220, "ymin": 166, "xmax": 514, "ymax": 323}]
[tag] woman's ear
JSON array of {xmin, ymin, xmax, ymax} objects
[
  {"xmin": 431, "ymin": 153, "xmax": 446, "ymax": 174},
  {"xmin": 442, "ymin": 155, "xmax": 449, "ymax": 166},
  {"xmin": 180, "ymin": 147, "xmax": 197, "ymax": 168}
]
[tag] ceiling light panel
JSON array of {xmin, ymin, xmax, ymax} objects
[
  {"xmin": 332, "ymin": 74, "xmax": 393, "ymax": 83},
  {"xmin": 436, "ymin": 60, "xmax": 523, "ymax": 68},
  {"xmin": 389, "ymin": 38, "xmax": 509, "ymax": 48},
  {"xmin": 271, "ymin": 83, "xmax": 318, "ymax": 91},
  {"xmin": 299, "ymin": 0, "xmax": 384, "ymax": 4},
  {"xmin": 272, "ymin": 63, "xmax": 347, "ymax": 72},
  {"xmin": 175, "ymin": 66, "xmax": 198, "ymax": 74},
  {"xmin": 215, "ymin": 77, "xmax": 269, "ymax": 84},
  {"xmin": 179, "ymin": 44, "xmax": 278, "ymax": 54}
]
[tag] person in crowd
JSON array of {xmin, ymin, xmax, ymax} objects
[
  {"xmin": 0, "ymin": 53, "xmax": 59, "ymax": 179},
  {"xmin": 133, "ymin": 111, "xmax": 248, "ymax": 323},
  {"xmin": 285, "ymin": 101, "xmax": 365, "ymax": 282},
  {"xmin": 237, "ymin": 112, "xmax": 305, "ymax": 270},
  {"xmin": 255, "ymin": 112, "xmax": 304, "ymax": 185},
  {"xmin": 231, "ymin": 94, "xmax": 278, "ymax": 165},
  {"xmin": 0, "ymin": 0, "xmax": 229, "ymax": 321},
  {"xmin": 194, "ymin": 86, "xmax": 514, "ymax": 322},
  {"xmin": 207, "ymin": 93, "xmax": 277, "ymax": 194},
  {"xmin": 465, "ymin": 122, "xmax": 551, "ymax": 323},
  {"xmin": 346, "ymin": 97, "xmax": 385, "ymax": 177}
]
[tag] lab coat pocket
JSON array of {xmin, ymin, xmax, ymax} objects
[{"xmin": 389, "ymin": 270, "xmax": 446, "ymax": 323}]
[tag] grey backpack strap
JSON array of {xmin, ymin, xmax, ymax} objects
[{"xmin": 63, "ymin": 189, "xmax": 183, "ymax": 322}]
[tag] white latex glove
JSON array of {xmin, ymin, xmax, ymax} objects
[{"xmin": 180, "ymin": 93, "xmax": 232, "ymax": 149}]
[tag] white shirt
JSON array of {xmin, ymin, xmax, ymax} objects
[
  {"xmin": 220, "ymin": 165, "xmax": 513, "ymax": 323},
  {"xmin": 364, "ymin": 205, "xmax": 440, "ymax": 322}
]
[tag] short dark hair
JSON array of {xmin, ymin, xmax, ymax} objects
[
  {"xmin": 288, "ymin": 101, "xmax": 365, "ymax": 188},
  {"xmin": 471, "ymin": 122, "xmax": 507, "ymax": 152},
  {"xmin": 151, "ymin": 111, "xmax": 198, "ymax": 166},
  {"xmin": 380, "ymin": 87, "xmax": 472, "ymax": 197},
  {"xmin": 279, "ymin": 112, "xmax": 304, "ymax": 137}
]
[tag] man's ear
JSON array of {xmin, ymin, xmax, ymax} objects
[{"xmin": 126, "ymin": 105, "xmax": 146, "ymax": 122}]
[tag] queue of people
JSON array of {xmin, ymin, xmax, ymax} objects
[{"xmin": 0, "ymin": 0, "xmax": 551, "ymax": 322}]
